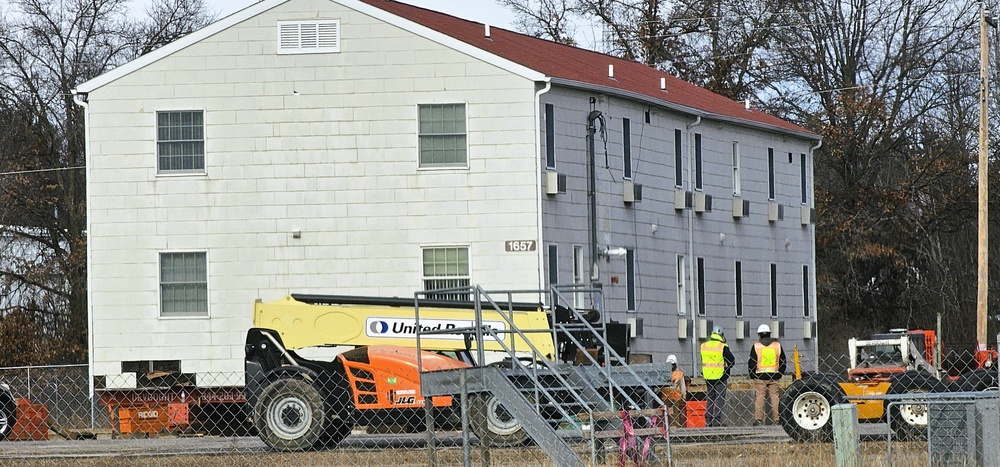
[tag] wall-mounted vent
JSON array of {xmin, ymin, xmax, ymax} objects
[
  {"xmin": 768, "ymin": 202, "xmax": 784, "ymax": 222},
  {"xmin": 694, "ymin": 192, "xmax": 713, "ymax": 213},
  {"xmin": 803, "ymin": 320, "xmax": 816, "ymax": 339},
  {"xmin": 677, "ymin": 318, "xmax": 689, "ymax": 339},
  {"xmin": 623, "ymin": 180, "xmax": 643, "ymax": 203},
  {"xmin": 698, "ymin": 319, "xmax": 713, "ymax": 340},
  {"xmin": 627, "ymin": 316, "xmax": 643, "ymax": 338},
  {"xmin": 736, "ymin": 320, "xmax": 750, "ymax": 340},
  {"xmin": 278, "ymin": 20, "xmax": 341, "ymax": 54},
  {"xmin": 674, "ymin": 189, "xmax": 692, "ymax": 210},
  {"xmin": 732, "ymin": 198, "xmax": 750, "ymax": 218},
  {"xmin": 545, "ymin": 172, "xmax": 567, "ymax": 195},
  {"xmin": 771, "ymin": 319, "xmax": 785, "ymax": 338},
  {"xmin": 801, "ymin": 205, "xmax": 815, "ymax": 225}
]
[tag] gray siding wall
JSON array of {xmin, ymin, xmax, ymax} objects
[{"xmin": 540, "ymin": 87, "xmax": 817, "ymax": 373}]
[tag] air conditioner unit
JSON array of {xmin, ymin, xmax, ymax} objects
[
  {"xmin": 623, "ymin": 181, "xmax": 643, "ymax": 203},
  {"xmin": 545, "ymin": 172, "xmax": 567, "ymax": 195},
  {"xmin": 698, "ymin": 319, "xmax": 713, "ymax": 340},
  {"xmin": 677, "ymin": 318, "xmax": 689, "ymax": 339},
  {"xmin": 801, "ymin": 205, "xmax": 814, "ymax": 225},
  {"xmin": 771, "ymin": 319, "xmax": 785, "ymax": 338},
  {"xmin": 732, "ymin": 198, "xmax": 750, "ymax": 218},
  {"xmin": 674, "ymin": 189, "xmax": 691, "ymax": 210},
  {"xmin": 803, "ymin": 320, "xmax": 816, "ymax": 339},
  {"xmin": 694, "ymin": 192, "xmax": 713, "ymax": 213},
  {"xmin": 736, "ymin": 320, "xmax": 750, "ymax": 340},
  {"xmin": 768, "ymin": 202, "xmax": 784, "ymax": 222}
]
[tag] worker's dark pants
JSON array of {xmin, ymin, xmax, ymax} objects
[{"xmin": 706, "ymin": 379, "xmax": 727, "ymax": 426}]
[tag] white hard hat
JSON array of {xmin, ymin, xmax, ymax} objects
[
  {"xmin": 666, "ymin": 354, "xmax": 677, "ymax": 364},
  {"xmin": 757, "ymin": 324, "xmax": 771, "ymax": 334},
  {"xmin": 712, "ymin": 325, "xmax": 724, "ymax": 335}
]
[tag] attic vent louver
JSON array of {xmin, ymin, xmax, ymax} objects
[{"xmin": 278, "ymin": 20, "xmax": 340, "ymax": 54}]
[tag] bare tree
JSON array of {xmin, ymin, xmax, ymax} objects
[
  {"xmin": 769, "ymin": 0, "xmax": 984, "ymax": 351},
  {"xmin": 497, "ymin": 0, "xmax": 580, "ymax": 44},
  {"xmin": 0, "ymin": 0, "xmax": 214, "ymax": 365}
]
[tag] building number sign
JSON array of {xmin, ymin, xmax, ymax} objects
[{"xmin": 504, "ymin": 240, "xmax": 537, "ymax": 252}]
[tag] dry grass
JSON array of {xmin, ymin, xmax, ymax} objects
[{"xmin": 2, "ymin": 441, "xmax": 931, "ymax": 467}]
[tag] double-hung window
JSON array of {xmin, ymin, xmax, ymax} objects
[
  {"xmin": 157, "ymin": 111, "xmax": 204, "ymax": 173},
  {"xmin": 418, "ymin": 104, "xmax": 467, "ymax": 167},
  {"xmin": 160, "ymin": 252, "xmax": 208, "ymax": 316},
  {"xmin": 422, "ymin": 246, "xmax": 470, "ymax": 300}
]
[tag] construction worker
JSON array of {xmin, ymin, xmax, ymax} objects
[
  {"xmin": 700, "ymin": 325, "xmax": 735, "ymax": 427},
  {"xmin": 662, "ymin": 354, "xmax": 687, "ymax": 427},
  {"xmin": 748, "ymin": 324, "xmax": 786, "ymax": 425}
]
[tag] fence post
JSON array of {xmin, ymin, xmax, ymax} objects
[{"xmin": 832, "ymin": 403, "xmax": 860, "ymax": 467}]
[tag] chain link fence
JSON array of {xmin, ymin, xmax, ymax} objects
[{"xmin": 0, "ymin": 353, "xmax": 994, "ymax": 466}]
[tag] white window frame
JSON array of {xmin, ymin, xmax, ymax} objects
[
  {"xmin": 277, "ymin": 20, "xmax": 341, "ymax": 54},
  {"xmin": 156, "ymin": 110, "xmax": 206, "ymax": 175},
  {"xmin": 733, "ymin": 141, "xmax": 741, "ymax": 196},
  {"xmin": 421, "ymin": 246, "xmax": 471, "ymax": 300},
  {"xmin": 623, "ymin": 117, "xmax": 632, "ymax": 180},
  {"xmin": 734, "ymin": 260, "xmax": 743, "ymax": 317},
  {"xmin": 676, "ymin": 255, "xmax": 686, "ymax": 316},
  {"xmin": 159, "ymin": 251, "xmax": 209, "ymax": 318},
  {"xmin": 417, "ymin": 103, "xmax": 469, "ymax": 169},
  {"xmin": 573, "ymin": 245, "xmax": 584, "ymax": 308}
]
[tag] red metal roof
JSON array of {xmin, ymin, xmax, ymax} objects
[{"xmin": 359, "ymin": 0, "xmax": 816, "ymax": 138}]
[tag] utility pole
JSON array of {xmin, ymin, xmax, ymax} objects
[{"xmin": 978, "ymin": 3, "xmax": 995, "ymax": 353}]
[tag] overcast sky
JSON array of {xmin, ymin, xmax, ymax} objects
[{"xmin": 197, "ymin": 0, "xmax": 518, "ymax": 29}]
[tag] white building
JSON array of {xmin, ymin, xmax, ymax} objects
[{"xmin": 75, "ymin": 0, "xmax": 820, "ymax": 384}]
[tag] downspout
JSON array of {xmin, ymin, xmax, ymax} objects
[
  {"xmin": 71, "ymin": 90, "xmax": 93, "ymax": 427},
  {"xmin": 809, "ymin": 139, "xmax": 822, "ymax": 373},
  {"xmin": 534, "ymin": 80, "xmax": 551, "ymax": 293},
  {"xmin": 686, "ymin": 115, "xmax": 701, "ymax": 370},
  {"xmin": 587, "ymin": 102, "xmax": 602, "ymax": 288}
]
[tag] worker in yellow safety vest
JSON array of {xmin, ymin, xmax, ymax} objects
[
  {"xmin": 700, "ymin": 326, "xmax": 735, "ymax": 427},
  {"xmin": 748, "ymin": 324, "xmax": 786, "ymax": 425}
]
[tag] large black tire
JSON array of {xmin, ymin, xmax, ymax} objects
[
  {"xmin": 468, "ymin": 393, "xmax": 529, "ymax": 447},
  {"xmin": 255, "ymin": 378, "xmax": 326, "ymax": 451},
  {"xmin": 955, "ymin": 368, "xmax": 999, "ymax": 392},
  {"xmin": 0, "ymin": 386, "xmax": 14, "ymax": 441},
  {"xmin": 779, "ymin": 376, "xmax": 848, "ymax": 442},
  {"xmin": 884, "ymin": 371, "xmax": 945, "ymax": 441}
]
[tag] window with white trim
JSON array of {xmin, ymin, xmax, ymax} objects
[
  {"xmin": 422, "ymin": 246, "xmax": 470, "ymax": 300},
  {"xmin": 418, "ymin": 103, "xmax": 467, "ymax": 167},
  {"xmin": 802, "ymin": 264, "xmax": 810, "ymax": 317},
  {"xmin": 770, "ymin": 263, "xmax": 778, "ymax": 317},
  {"xmin": 696, "ymin": 257, "xmax": 705, "ymax": 316},
  {"xmin": 277, "ymin": 20, "xmax": 340, "ymax": 54},
  {"xmin": 768, "ymin": 148, "xmax": 776, "ymax": 200},
  {"xmin": 800, "ymin": 153, "xmax": 808, "ymax": 204},
  {"xmin": 626, "ymin": 249, "xmax": 636, "ymax": 311},
  {"xmin": 674, "ymin": 129, "xmax": 683, "ymax": 187},
  {"xmin": 573, "ymin": 245, "xmax": 584, "ymax": 308},
  {"xmin": 157, "ymin": 111, "xmax": 204, "ymax": 173},
  {"xmin": 735, "ymin": 261, "xmax": 743, "ymax": 317},
  {"xmin": 732, "ymin": 141, "xmax": 741, "ymax": 196},
  {"xmin": 160, "ymin": 252, "xmax": 208, "ymax": 316},
  {"xmin": 623, "ymin": 118, "xmax": 632, "ymax": 179},
  {"xmin": 545, "ymin": 104, "xmax": 556, "ymax": 169},
  {"xmin": 694, "ymin": 133, "xmax": 703, "ymax": 190},
  {"xmin": 676, "ymin": 255, "xmax": 686, "ymax": 316}
]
